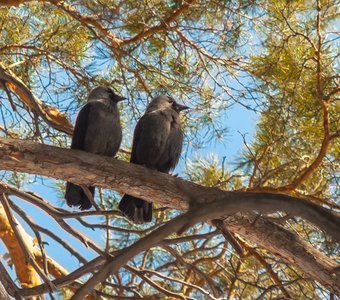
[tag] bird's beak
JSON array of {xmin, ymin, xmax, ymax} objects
[
  {"xmin": 115, "ymin": 95, "xmax": 127, "ymax": 102},
  {"xmin": 174, "ymin": 103, "xmax": 190, "ymax": 112}
]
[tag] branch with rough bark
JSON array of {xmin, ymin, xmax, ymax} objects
[
  {"xmin": 0, "ymin": 186, "xmax": 99, "ymax": 299},
  {"xmin": 0, "ymin": 62, "xmax": 73, "ymax": 135},
  {"xmin": 0, "ymin": 138, "xmax": 338, "ymax": 240},
  {"xmin": 0, "ymin": 198, "xmax": 40, "ymax": 290},
  {"xmin": 0, "ymin": 137, "xmax": 339, "ymax": 297}
]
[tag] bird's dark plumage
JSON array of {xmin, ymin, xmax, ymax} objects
[
  {"xmin": 65, "ymin": 86, "xmax": 126, "ymax": 210},
  {"xmin": 119, "ymin": 95, "xmax": 188, "ymax": 223}
]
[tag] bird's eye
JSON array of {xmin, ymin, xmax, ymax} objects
[
  {"xmin": 167, "ymin": 97, "xmax": 174, "ymax": 103},
  {"xmin": 107, "ymin": 89, "xmax": 116, "ymax": 99}
]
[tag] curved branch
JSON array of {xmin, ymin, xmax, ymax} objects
[
  {"xmin": 71, "ymin": 211, "xmax": 193, "ymax": 299},
  {"xmin": 0, "ymin": 62, "xmax": 73, "ymax": 135},
  {"xmin": 46, "ymin": 0, "xmax": 123, "ymax": 50},
  {"xmin": 122, "ymin": 0, "xmax": 197, "ymax": 45},
  {"xmin": 0, "ymin": 138, "xmax": 339, "ymax": 296},
  {"xmin": 0, "ymin": 138, "xmax": 338, "ymax": 240},
  {"xmin": 0, "ymin": 198, "xmax": 40, "ymax": 289}
]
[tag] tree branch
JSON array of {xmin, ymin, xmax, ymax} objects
[
  {"xmin": 0, "ymin": 196, "xmax": 40, "ymax": 289},
  {"xmin": 0, "ymin": 62, "xmax": 73, "ymax": 135},
  {"xmin": 46, "ymin": 0, "xmax": 123, "ymax": 50},
  {"xmin": 122, "ymin": 0, "xmax": 197, "ymax": 45},
  {"xmin": 0, "ymin": 137, "xmax": 339, "ymax": 296},
  {"xmin": 71, "ymin": 211, "xmax": 193, "ymax": 299},
  {"xmin": 0, "ymin": 138, "xmax": 338, "ymax": 239},
  {"xmin": 0, "ymin": 262, "xmax": 20, "ymax": 299},
  {"xmin": 0, "ymin": 0, "xmax": 33, "ymax": 6}
]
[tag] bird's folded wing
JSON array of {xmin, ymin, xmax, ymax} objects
[
  {"xmin": 167, "ymin": 126, "xmax": 183, "ymax": 171},
  {"xmin": 131, "ymin": 112, "xmax": 171, "ymax": 167},
  {"xmin": 71, "ymin": 103, "xmax": 92, "ymax": 150}
]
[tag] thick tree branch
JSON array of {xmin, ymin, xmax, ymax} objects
[
  {"xmin": 0, "ymin": 137, "xmax": 339, "ymax": 296},
  {"xmin": 0, "ymin": 138, "xmax": 338, "ymax": 239},
  {"xmin": 0, "ymin": 199, "xmax": 40, "ymax": 290},
  {"xmin": 72, "ymin": 199, "xmax": 340, "ymax": 298},
  {"xmin": 225, "ymin": 214, "xmax": 339, "ymax": 294}
]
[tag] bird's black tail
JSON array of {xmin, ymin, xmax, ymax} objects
[
  {"xmin": 65, "ymin": 182, "xmax": 94, "ymax": 210},
  {"xmin": 119, "ymin": 195, "xmax": 152, "ymax": 223}
]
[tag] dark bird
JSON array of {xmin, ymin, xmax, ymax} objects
[
  {"xmin": 65, "ymin": 86, "xmax": 126, "ymax": 210},
  {"xmin": 119, "ymin": 95, "xmax": 189, "ymax": 223}
]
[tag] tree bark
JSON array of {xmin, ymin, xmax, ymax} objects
[
  {"xmin": 0, "ymin": 280, "xmax": 10, "ymax": 300},
  {"xmin": 0, "ymin": 202, "xmax": 40, "ymax": 290},
  {"xmin": 0, "ymin": 62, "xmax": 73, "ymax": 135}
]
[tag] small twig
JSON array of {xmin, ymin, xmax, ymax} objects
[
  {"xmin": 1, "ymin": 80, "xmax": 17, "ymax": 112},
  {"xmin": 0, "ymin": 262, "xmax": 20, "ymax": 300},
  {"xmin": 212, "ymin": 219, "xmax": 244, "ymax": 256},
  {"xmin": 126, "ymin": 265, "xmax": 187, "ymax": 299},
  {"xmin": 19, "ymin": 256, "xmax": 105, "ymax": 298}
]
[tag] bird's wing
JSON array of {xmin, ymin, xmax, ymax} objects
[
  {"xmin": 70, "ymin": 103, "xmax": 92, "ymax": 150},
  {"xmin": 166, "ymin": 125, "xmax": 183, "ymax": 171},
  {"xmin": 131, "ymin": 111, "xmax": 171, "ymax": 168}
]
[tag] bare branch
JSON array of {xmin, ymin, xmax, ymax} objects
[
  {"xmin": 0, "ymin": 62, "xmax": 73, "ymax": 135},
  {"xmin": 122, "ymin": 0, "xmax": 197, "ymax": 45},
  {"xmin": 0, "ymin": 262, "xmax": 20, "ymax": 299}
]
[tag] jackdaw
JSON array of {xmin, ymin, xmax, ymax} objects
[
  {"xmin": 65, "ymin": 86, "xmax": 126, "ymax": 210},
  {"xmin": 119, "ymin": 95, "xmax": 189, "ymax": 223}
]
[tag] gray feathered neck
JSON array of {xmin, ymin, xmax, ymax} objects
[{"xmin": 88, "ymin": 86, "xmax": 112, "ymax": 102}]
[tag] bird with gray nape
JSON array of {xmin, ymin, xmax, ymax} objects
[
  {"xmin": 65, "ymin": 86, "xmax": 126, "ymax": 210},
  {"xmin": 119, "ymin": 95, "xmax": 189, "ymax": 223}
]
